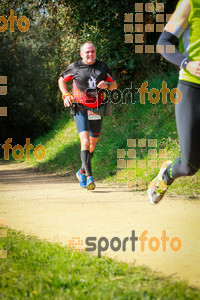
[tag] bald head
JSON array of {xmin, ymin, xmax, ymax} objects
[
  {"xmin": 80, "ymin": 42, "xmax": 95, "ymax": 53},
  {"xmin": 80, "ymin": 42, "xmax": 96, "ymax": 65}
]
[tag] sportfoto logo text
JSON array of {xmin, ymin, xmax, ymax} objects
[
  {"xmin": 69, "ymin": 230, "xmax": 182, "ymax": 258},
  {"xmin": 1, "ymin": 138, "xmax": 45, "ymax": 160},
  {"xmin": 0, "ymin": 9, "xmax": 30, "ymax": 32},
  {"xmin": 67, "ymin": 81, "xmax": 182, "ymax": 106}
]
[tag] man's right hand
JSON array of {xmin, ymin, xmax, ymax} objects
[{"xmin": 63, "ymin": 94, "xmax": 72, "ymax": 107}]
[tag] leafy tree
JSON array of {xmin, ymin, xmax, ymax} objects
[
  {"xmin": 0, "ymin": 0, "xmax": 63, "ymax": 147},
  {"xmin": 0, "ymin": 0, "xmax": 178, "ymax": 151}
]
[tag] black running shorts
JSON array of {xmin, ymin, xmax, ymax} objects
[{"xmin": 73, "ymin": 107, "xmax": 102, "ymax": 138}]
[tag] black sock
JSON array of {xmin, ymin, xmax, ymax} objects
[
  {"xmin": 81, "ymin": 150, "xmax": 92, "ymax": 176},
  {"xmin": 81, "ymin": 151, "xmax": 94, "ymax": 172}
]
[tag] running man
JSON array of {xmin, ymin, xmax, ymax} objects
[
  {"xmin": 58, "ymin": 42, "xmax": 117, "ymax": 190},
  {"xmin": 148, "ymin": 0, "xmax": 200, "ymax": 203}
]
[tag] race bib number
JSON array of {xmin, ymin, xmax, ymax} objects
[{"xmin": 87, "ymin": 110, "xmax": 101, "ymax": 120}]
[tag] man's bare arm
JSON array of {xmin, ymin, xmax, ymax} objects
[{"xmin": 58, "ymin": 77, "xmax": 72, "ymax": 107}]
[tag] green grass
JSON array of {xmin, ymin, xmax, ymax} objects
[
  {"xmin": 0, "ymin": 229, "xmax": 199, "ymax": 299},
  {"xmin": 19, "ymin": 113, "xmax": 81, "ymax": 176},
  {"xmin": 13, "ymin": 72, "xmax": 200, "ymax": 197}
]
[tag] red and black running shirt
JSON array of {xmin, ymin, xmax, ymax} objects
[{"xmin": 60, "ymin": 60, "xmax": 115, "ymax": 108}]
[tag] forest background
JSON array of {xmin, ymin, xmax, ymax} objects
[{"xmin": 1, "ymin": 0, "xmax": 199, "ymax": 196}]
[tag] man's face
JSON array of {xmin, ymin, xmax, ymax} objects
[{"xmin": 80, "ymin": 43, "xmax": 96, "ymax": 65}]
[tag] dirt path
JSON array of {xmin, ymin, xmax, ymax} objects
[{"xmin": 0, "ymin": 161, "xmax": 200, "ymax": 288}]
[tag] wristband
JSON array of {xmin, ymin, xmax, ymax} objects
[
  {"xmin": 181, "ymin": 58, "xmax": 191, "ymax": 70},
  {"xmin": 62, "ymin": 93, "xmax": 70, "ymax": 100}
]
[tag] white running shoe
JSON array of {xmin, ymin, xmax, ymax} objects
[{"xmin": 148, "ymin": 161, "xmax": 172, "ymax": 204}]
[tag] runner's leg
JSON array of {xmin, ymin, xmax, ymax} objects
[
  {"xmin": 74, "ymin": 108, "xmax": 103, "ymax": 190},
  {"xmin": 163, "ymin": 83, "xmax": 200, "ymax": 184},
  {"xmin": 88, "ymin": 118, "xmax": 103, "ymax": 163},
  {"xmin": 73, "ymin": 108, "xmax": 92, "ymax": 185},
  {"xmin": 80, "ymin": 140, "xmax": 96, "ymax": 171},
  {"xmin": 80, "ymin": 118, "xmax": 103, "ymax": 170},
  {"xmin": 148, "ymin": 82, "xmax": 200, "ymax": 204},
  {"xmin": 79, "ymin": 131, "xmax": 92, "ymax": 176}
]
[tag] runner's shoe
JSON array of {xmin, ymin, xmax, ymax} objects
[
  {"xmin": 148, "ymin": 161, "xmax": 172, "ymax": 204},
  {"xmin": 76, "ymin": 169, "xmax": 86, "ymax": 188},
  {"xmin": 86, "ymin": 176, "xmax": 95, "ymax": 190}
]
